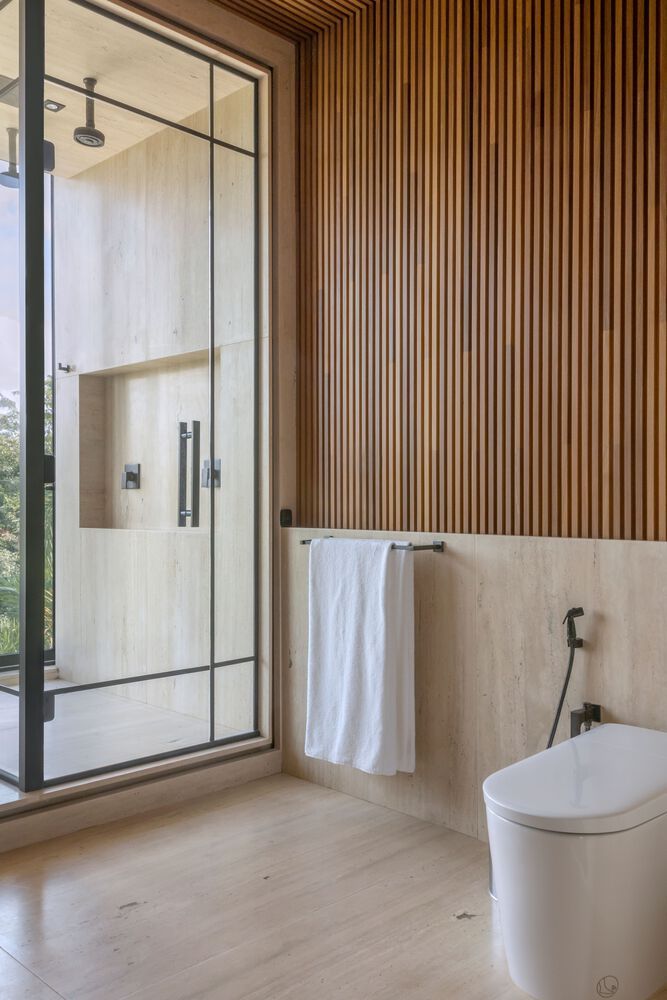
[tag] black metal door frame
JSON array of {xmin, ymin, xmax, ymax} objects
[{"xmin": 18, "ymin": 0, "xmax": 46, "ymax": 791}]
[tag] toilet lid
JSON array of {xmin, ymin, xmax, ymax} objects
[{"xmin": 483, "ymin": 724, "xmax": 667, "ymax": 834}]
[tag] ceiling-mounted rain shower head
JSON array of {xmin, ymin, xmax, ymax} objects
[
  {"xmin": 0, "ymin": 126, "xmax": 19, "ymax": 188},
  {"xmin": 73, "ymin": 78, "xmax": 105, "ymax": 148}
]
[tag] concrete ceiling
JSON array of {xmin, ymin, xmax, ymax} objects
[{"xmin": 0, "ymin": 0, "xmax": 250, "ymax": 177}]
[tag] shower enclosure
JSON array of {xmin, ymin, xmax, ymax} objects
[{"xmin": 0, "ymin": 0, "xmax": 266, "ymax": 790}]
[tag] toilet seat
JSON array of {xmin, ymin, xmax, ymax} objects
[{"xmin": 483, "ymin": 724, "xmax": 667, "ymax": 835}]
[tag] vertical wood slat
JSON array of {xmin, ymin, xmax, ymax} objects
[
  {"xmin": 297, "ymin": 0, "xmax": 667, "ymax": 541},
  {"xmin": 214, "ymin": 0, "xmax": 377, "ymax": 42}
]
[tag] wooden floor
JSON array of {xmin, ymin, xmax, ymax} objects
[{"xmin": 0, "ymin": 774, "xmax": 665, "ymax": 1000}]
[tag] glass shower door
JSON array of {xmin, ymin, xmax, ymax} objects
[
  {"xmin": 43, "ymin": 0, "xmax": 216, "ymax": 780},
  {"xmin": 2, "ymin": 0, "xmax": 262, "ymax": 790}
]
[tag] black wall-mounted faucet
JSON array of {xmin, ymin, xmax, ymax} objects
[{"xmin": 571, "ymin": 701, "xmax": 602, "ymax": 738}]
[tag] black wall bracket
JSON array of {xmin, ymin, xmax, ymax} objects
[
  {"xmin": 571, "ymin": 702, "xmax": 602, "ymax": 738},
  {"xmin": 201, "ymin": 458, "xmax": 221, "ymax": 488},
  {"xmin": 121, "ymin": 463, "xmax": 140, "ymax": 489}
]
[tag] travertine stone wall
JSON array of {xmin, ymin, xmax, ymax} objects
[{"xmin": 281, "ymin": 528, "xmax": 667, "ymax": 841}]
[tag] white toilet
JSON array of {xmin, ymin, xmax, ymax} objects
[{"xmin": 484, "ymin": 724, "xmax": 667, "ymax": 1000}]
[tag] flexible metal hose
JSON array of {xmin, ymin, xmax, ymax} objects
[{"xmin": 546, "ymin": 643, "xmax": 577, "ymax": 749}]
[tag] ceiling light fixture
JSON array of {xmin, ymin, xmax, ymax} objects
[
  {"xmin": 44, "ymin": 98, "xmax": 65, "ymax": 113},
  {"xmin": 73, "ymin": 78, "xmax": 105, "ymax": 148},
  {"xmin": 0, "ymin": 126, "xmax": 19, "ymax": 188}
]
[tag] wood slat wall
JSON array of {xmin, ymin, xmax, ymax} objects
[
  {"xmin": 297, "ymin": 0, "xmax": 667, "ymax": 539},
  {"xmin": 213, "ymin": 0, "xmax": 376, "ymax": 42}
]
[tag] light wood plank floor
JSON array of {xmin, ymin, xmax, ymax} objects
[{"xmin": 0, "ymin": 774, "xmax": 665, "ymax": 1000}]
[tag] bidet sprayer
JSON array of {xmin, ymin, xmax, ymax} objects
[
  {"xmin": 547, "ymin": 607, "xmax": 585, "ymax": 748},
  {"xmin": 563, "ymin": 607, "xmax": 584, "ymax": 649}
]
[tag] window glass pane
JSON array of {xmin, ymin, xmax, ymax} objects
[
  {"xmin": 0, "ymin": 0, "xmax": 20, "ymax": 783},
  {"xmin": 45, "ymin": 0, "xmax": 211, "ymax": 132},
  {"xmin": 214, "ymin": 67, "xmax": 255, "ymax": 152},
  {"xmin": 44, "ymin": 673, "xmax": 216, "ymax": 780},
  {"xmin": 214, "ymin": 146, "xmax": 256, "ymax": 665},
  {"xmin": 0, "ymin": 688, "xmax": 19, "ymax": 779},
  {"xmin": 0, "ymin": 0, "xmax": 20, "ymax": 680},
  {"xmin": 50, "ymin": 86, "xmax": 211, "ymax": 776},
  {"xmin": 0, "ymin": 0, "xmax": 19, "ymax": 94},
  {"xmin": 48, "ymin": 102, "xmax": 210, "ymax": 367},
  {"xmin": 42, "ymin": 78, "xmax": 173, "ymax": 180},
  {"xmin": 215, "ymin": 661, "xmax": 254, "ymax": 737}
]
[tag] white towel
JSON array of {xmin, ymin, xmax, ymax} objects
[{"xmin": 305, "ymin": 538, "xmax": 415, "ymax": 776}]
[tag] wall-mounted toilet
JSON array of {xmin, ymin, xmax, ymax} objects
[{"xmin": 484, "ymin": 724, "xmax": 667, "ymax": 1000}]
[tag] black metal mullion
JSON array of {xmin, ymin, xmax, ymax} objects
[
  {"xmin": 252, "ymin": 77, "xmax": 261, "ymax": 735},
  {"xmin": 213, "ymin": 657, "xmax": 255, "ymax": 670},
  {"xmin": 209, "ymin": 64, "xmax": 216, "ymax": 745},
  {"xmin": 50, "ymin": 657, "xmax": 255, "ymax": 696},
  {"xmin": 44, "ymin": 75, "xmax": 257, "ymax": 159},
  {"xmin": 49, "ymin": 173, "xmax": 56, "ymax": 661},
  {"xmin": 18, "ymin": 0, "xmax": 46, "ymax": 793}
]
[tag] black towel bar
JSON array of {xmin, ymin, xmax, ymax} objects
[{"xmin": 300, "ymin": 538, "xmax": 445, "ymax": 552}]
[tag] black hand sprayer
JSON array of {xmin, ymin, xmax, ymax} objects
[{"xmin": 546, "ymin": 608, "xmax": 584, "ymax": 749}]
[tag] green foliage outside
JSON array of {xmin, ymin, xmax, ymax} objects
[{"xmin": 0, "ymin": 383, "xmax": 54, "ymax": 656}]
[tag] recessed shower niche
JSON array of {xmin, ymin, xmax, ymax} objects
[{"xmin": 78, "ymin": 351, "xmax": 210, "ymax": 531}]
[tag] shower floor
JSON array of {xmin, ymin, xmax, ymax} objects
[{"xmin": 0, "ymin": 679, "xmax": 242, "ymax": 784}]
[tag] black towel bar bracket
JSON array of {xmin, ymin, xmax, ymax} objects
[{"xmin": 300, "ymin": 538, "xmax": 445, "ymax": 552}]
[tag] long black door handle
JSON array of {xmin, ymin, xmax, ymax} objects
[
  {"xmin": 178, "ymin": 422, "xmax": 189, "ymax": 527},
  {"xmin": 178, "ymin": 420, "xmax": 200, "ymax": 527},
  {"xmin": 190, "ymin": 420, "xmax": 200, "ymax": 528}
]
